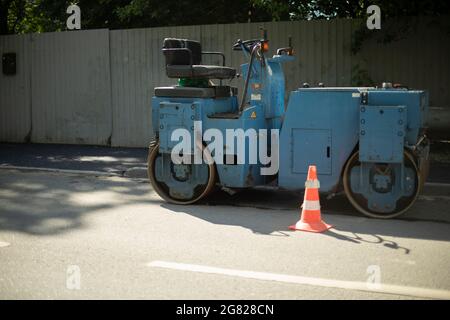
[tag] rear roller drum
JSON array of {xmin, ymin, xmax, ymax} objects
[
  {"xmin": 147, "ymin": 141, "xmax": 216, "ymax": 204},
  {"xmin": 343, "ymin": 150, "xmax": 421, "ymax": 219}
]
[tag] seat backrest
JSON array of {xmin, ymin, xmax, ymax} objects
[{"xmin": 163, "ymin": 38, "xmax": 202, "ymax": 65}]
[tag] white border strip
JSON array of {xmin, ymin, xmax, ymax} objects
[
  {"xmin": 302, "ymin": 200, "xmax": 321, "ymax": 211},
  {"xmin": 148, "ymin": 260, "xmax": 450, "ymax": 300},
  {"xmin": 1, "ymin": 164, "xmax": 449, "ymax": 188},
  {"xmin": 425, "ymin": 182, "xmax": 450, "ymax": 188},
  {"xmin": 0, "ymin": 165, "xmax": 120, "ymax": 177}
]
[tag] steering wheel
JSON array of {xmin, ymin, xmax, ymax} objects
[{"xmin": 232, "ymin": 39, "xmax": 261, "ymax": 51}]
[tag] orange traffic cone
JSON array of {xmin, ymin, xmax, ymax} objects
[{"xmin": 289, "ymin": 165, "xmax": 333, "ymax": 233}]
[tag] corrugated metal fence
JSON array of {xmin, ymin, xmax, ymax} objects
[
  {"xmin": 0, "ymin": 33, "xmax": 31, "ymax": 143},
  {"xmin": 31, "ymin": 30, "xmax": 112, "ymax": 145},
  {"xmin": 1, "ymin": 17, "xmax": 449, "ymax": 147}
]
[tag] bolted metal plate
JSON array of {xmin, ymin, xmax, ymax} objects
[{"xmin": 359, "ymin": 105, "xmax": 406, "ymax": 163}]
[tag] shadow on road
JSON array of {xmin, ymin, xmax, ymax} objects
[
  {"xmin": 324, "ymin": 229, "xmax": 411, "ymax": 254},
  {"xmin": 0, "ymin": 170, "xmax": 158, "ymax": 236},
  {"xmin": 163, "ymin": 187, "xmax": 450, "ymax": 251},
  {"xmin": 0, "ymin": 143, "xmax": 147, "ymax": 174},
  {"xmin": 2, "ymin": 169, "xmax": 450, "ymax": 253}
]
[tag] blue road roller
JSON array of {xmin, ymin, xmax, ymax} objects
[{"xmin": 148, "ymin": 30, "xmax": 430, "ymax": 218}]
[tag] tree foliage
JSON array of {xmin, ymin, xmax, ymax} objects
[{"xmin": 1, "ymin": 0, "xmax": 449, "ymax": 35}]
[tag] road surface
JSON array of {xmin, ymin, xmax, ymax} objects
[{"xmin": 1, "ymin": 169, "xmax": 450, "ymax": 299}]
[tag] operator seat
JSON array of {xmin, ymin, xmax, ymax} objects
[
  {"xmin": 155, "ymin": 38, "xmax": 236, "ymax": 98},
  {"xmin": 162, "ymin": 38, "xmax": 236, "ymax": 79}
]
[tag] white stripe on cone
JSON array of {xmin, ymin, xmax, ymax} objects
[
  {"xmin": 302, "ymin": 200, "xmax": 321, "ymax": 211},
  {"xmin": 305, "ymin": 179, "xmax": 320, "ymax": 189}
]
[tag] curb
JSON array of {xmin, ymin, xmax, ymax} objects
[
  {"xmin": 0, "ymin": 165, "xmax": 122, "ymax": 177},
  {"xmin": 1, "ymin": 164, "xmax": 450, "ymax": 191},
  {"xmin": 421, "ymin": 182, "xmax": 450, "ymax": 197}
]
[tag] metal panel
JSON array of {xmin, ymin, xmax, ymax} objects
[
  {"xmin": 30, "ymin": 29, "xmax": 111, "ymax": 145},
  {"xmin": 359, "ymin": 105, "xmax": 406, "ymax": 163},
  {"xmin": 292, "ymin": 128, "xmax": 332, "ymax": 174},
  {"xmin": 110, "ymin": 26, "xmax": 201, "ymax": 147},
  {"xmin": 159, "ymin": 101, "xmax": 195, "ymax": 153},
  {"xmin": 0, "ymin": 34, "xmax": 31, "ymax": 142}
]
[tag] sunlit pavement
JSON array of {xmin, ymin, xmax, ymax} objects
[
  {"xmin": 2, "ymin": 142, "xmax": 450, "ymax": 182},
  {"xmin": 0, "ymin": 169, "xmax": 450, "ymax": 299}
]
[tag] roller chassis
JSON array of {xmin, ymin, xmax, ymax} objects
[{"xmin": 148, "ymin": 35, "xmax": 430, "ymax": 218}]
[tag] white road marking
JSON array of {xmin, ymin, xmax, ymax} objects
[
  {"xmin": 148, "ymin": 260, "xmax": 450, "ymax": 300},
  {"xmin": 0, "ymin": 241, "xmax": 11, "ymax": 248}
]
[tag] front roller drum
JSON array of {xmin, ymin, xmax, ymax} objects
[
  {"xmin": 343, "ymin": 150, "xmax": 421, "ymax": 219},
  {"xmin": 147, "ymin": 141, "xmax": 216, "ymax": 204}
]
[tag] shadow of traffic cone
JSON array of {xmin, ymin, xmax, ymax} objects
[{"xmin": 289, "ymin": 165, "xmax": 333, "ymax": 233}]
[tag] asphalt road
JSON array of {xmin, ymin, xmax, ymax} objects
[
  {"xmin": 1, "ymin": 169, "xmax": 449, "ymax": 299},
  {"xmin": 1, "ymin": 142, "xmax": 450, "ymax": 182},
  {"xmin": 0, "ymin": 143, "xmax": 148, "ymax": 175}
]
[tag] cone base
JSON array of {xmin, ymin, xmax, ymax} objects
[{"xmin": 289, "ymin": 221, "xmax": 333, "ymax": 233}]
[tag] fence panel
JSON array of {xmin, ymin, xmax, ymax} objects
[
  {"xmin": 110, "ymin": 25, "xmax": 201, "ymax": 147},
  {"xmin": 355, "ymin": 16, "xmax": 450, "ymax": 109},
  {"xmin": 0, "ymin": 34, "xmax": 31, "ymax": 142},
  {"xmin": 1, "ymin": 17, "xmax": 449, "ymax": 147},
  {"xmin": 30, "ymin": 29, "xmax": 112, "ymax": 145}
]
